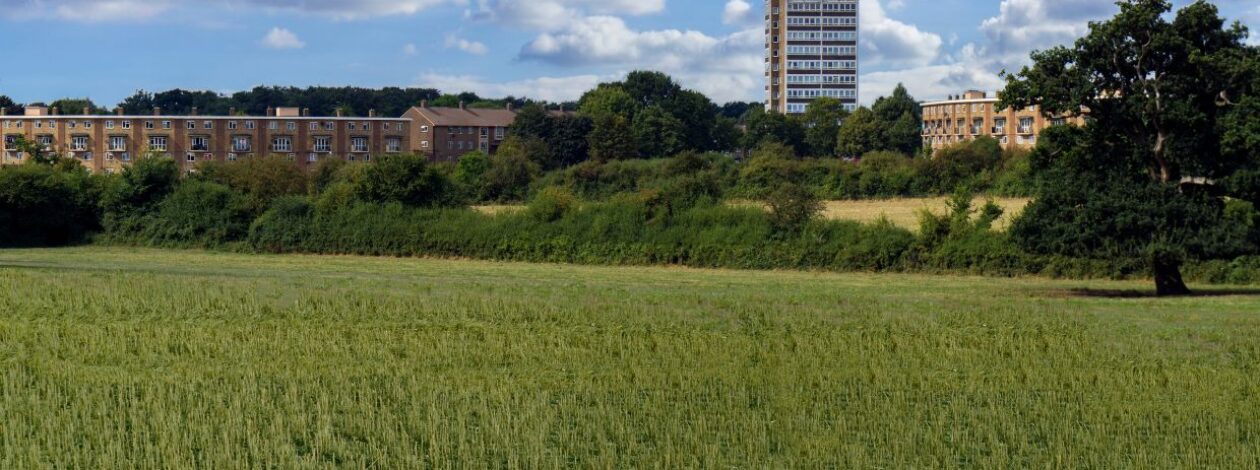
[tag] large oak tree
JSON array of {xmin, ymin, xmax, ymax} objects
[{"xmin": 1002, "ymin": 0, "xmax": 1258, "ymax": 295}]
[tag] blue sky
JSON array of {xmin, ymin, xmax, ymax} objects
[{"xmin": 1, "ymin": 0, "xmax": 1256, "ymax": 109}]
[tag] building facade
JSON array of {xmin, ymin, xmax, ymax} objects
[
  {"xmin": 920, "ymin": 90, "xmax": 1083, "ymax": 151},
  {"xmin": 765, "ymin": 0, "xmax": 860, "ymax": 114},
  {"xmin": 404, "ymin": 102, "xmax": 514, "ymax": 163},
  {"xmin": 0, "ymin": 104, "xmax": 517, "ymax": 173}
]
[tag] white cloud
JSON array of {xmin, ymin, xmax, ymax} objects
[
  {"xmin": 445, "ymin": 34, "xmax": 489, "ymax": 55},
  {"xmin": 859, "ymin": 0, "xmax": 942, "ymax": 68},
  {"xmin": 417, "ymin": 73, "xmax": 608, "ymax": 102},
  {"xmin": 722, "ymin": 0, "xmax": 753, "ymax": 25},
  {"xmin": 463, "ymin": 0, "xmax": 665, "ymax": 29},
  {"xmin": 403, "ymin": 43, "xmax": 418, "ymax": 55},
  {"xmin": 0, "ymin": 0, "xmax": 173, "ymax": 21},
  {"xmin": 261, "ymin": 27, "xmax": 305, "ymax": 49},
  {"xmin": 0, "ymin": 0, "xmax": 452, "ymax": 21}
]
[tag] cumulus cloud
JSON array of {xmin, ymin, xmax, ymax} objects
[
  {"xmin": 403, "ymin": 43, "xmax": 418, "ymax": 55},
  {"xmin": 464, "ymin": 0, "xmax": 665, "ymax": 29},
  {"xmin": 261, "ymin": 27, "xmax": 305, "ymax": 49},
  {"xmin": 416, "ymin": 73, "xmax": 608, "ymax": 102},
  {"xmin": 722, "ymin": 0, "xmax": 754, "ymax": 25},
  {"xmin": 0, "ymin": 0, "xmax": 451, "ymax": 21},
  {"xmin": 445, "ymin": 34, "xmax": 489, "ymax": 55},
  {"xmin": 859, "ymin": 0, "xmax": 943, "ymax": 68}
]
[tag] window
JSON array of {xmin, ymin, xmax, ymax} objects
[
  {"xmin": 386, "ymin": 137, "xmax": 401, "ymax": 153},
  {"xmin": 420, "ymin": 125, "xmax": 430, "ymax": 133},
  {"xmin": 122, "ymin": 121, "xmax": 131, "ymax": 129},
  {"xmin": 421, "ymin": 140, "xmax": 429, "ymax": 149},
  {"xmin": 106, "ymin": 121, "xmax": 115, "ymax": 129},
  {"xmin": 3, "ymin": 135, "xmax": 16, "ymax": 149},
  {"xmin": 309, "ymin": 122, "xmax": 318, "ymax": 131},
  {"xmin": 145, "ymin": 121, "xmax": 155, "ymax": 129},
  {"xmin": 245, "ymin": 121, "xmax": 256, "ymax": 130},
  {"xmin": 84, "ymin": 121, "xmax": 92, "ymax": 129},
  {"xmin": 233, "ymin": 136, "xmax": 251, "ymax": 152},
  {"xmin": 383, "ymin": 123, "xmax": 391, "ymax": 131},
  {"xmin": 229, "ymin": 121, "xmax": 238, "ymax": 130},
  {"xmin": 163, "ymin": 121, "xmax": 172, "ymax": 129},
  {"xmin": 363, "ymin": 122, "xmax": 370, "ymax": 131},
  {"xmin": 269, "ymin": 121, "xmax": 279, "ymax": 130},
  {"xmin": 494, "ymin": 127, "xmax": 504, "ymax": 140},
  {"xmin": 1018, "ymin": 117, "xmax": 1034, "ymax": 133},
  {"xmin": 187, "ymin": 121, "xmax": 196, "ymax": 129},
  {"xmin": 82, "ymin": 152, "xmax": 92, "ymax": 161},
  {"xmin": 204, "ymin": 121, "xmax": 213, "ymax": 129},
  {"xmin": 308, "ymin": 153, "xmax": 318, "ymax": 162},
  {"xmin": 313, "ymin": 136, "xmax": 331, "ymax": 152},
  {"xmin": 186, "ymin": 153, "xmax": 196, "ymax": 162},
  {"xmin": 272, "ymin": 137, "xmax": 292, "ymax": 152},
  {"xmin": 190, "ymin": 136, "xmax": 209, "ymax": 151},
  {"xmin": 351, "ymin": 137, "xmax": 368, "ymax": 152},
  {"xmin": 121, "ymin": 152, "xmax": 131, "ymax": 162},
  {"xmin": 324, "ymin": 122, "xmax": 334, "ymax": 131},
  {"xmin": 68, "ymin": 121, "xmax": 76, "ymax": 129},
  {"xmin": 480, "ymin": 127, "xmax": 489, "ymax": 137},
  {"xmin": 228, "ymin": 153, "xmax": 238, "ymax": 161},
  {"xmin": 347, "ymin": 122, "xmax": 357, "ymax": 131},
  {"xmin": 149, "ymin": 136, "xmax": 168, "ymax": 151},
  {"xmin": 71, "ymin": 136, "xmax": 89, "ymax": 151},
  {"xmin": 286, "ymin": 122, "xmax": 295, "ymax": 131},
  {"xmin": 48, "ymin": 120, "xmax": 56, "ymax": 128},
  {"xmin": 36, "ymin": 135, "xmax": 53, "ymax": 150},
  {"xmin": 109, "ymin": 136, "xmax": 126, "ymax": 151}
]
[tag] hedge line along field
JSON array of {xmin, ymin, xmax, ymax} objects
[{"xmin": 0, "ymin": 247, "xmax": 1258, "ymax": 467}]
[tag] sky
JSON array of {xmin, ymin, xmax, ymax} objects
[{"xmin": 0, "ymin": 0, "xmax": 1256, "ymax": 109}]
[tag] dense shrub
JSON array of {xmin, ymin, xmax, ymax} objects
[
  {"xmin": 765, "ymin": 183, "xmax": 822, "ymax": 235},
  {"xmin": 0, "ymin": 163, "xmax": 102, "ymax": 246},
  {"xmin": 131, "ymin": 180, "xmax": 253, "ymax": 248},
  {"xmin": 196, "ymin": 156, "xmax": 309, "ymax": 215},
  {"xmin": 527, "ymin": 187, "xmax": 580, "ymax": 222},
  {"xmin": 353, "ymin": 154, "xmax": 459, "ymax": 207}
]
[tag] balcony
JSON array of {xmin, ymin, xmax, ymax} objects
[
  {"xmin": 970, "ymin": 126, "xmax": 983, "ymax": 135},
  {"xmin": 1018, "ymin": 126, "xmax": 1033, "ymax": 135}
]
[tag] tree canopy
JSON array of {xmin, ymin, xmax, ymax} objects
[{"xmin": 1002, "ymin": 0, "xmax": 1259, "ymax": 295}]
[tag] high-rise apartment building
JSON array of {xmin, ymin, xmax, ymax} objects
[{"xmin": 765, "ymin": 0, "xmax": 860, "ymax": 114}]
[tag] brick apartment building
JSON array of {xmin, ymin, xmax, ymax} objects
[
  {"xmin": 765, "ymin": 0, "xmax": 860, "ymax": 114},
  {"xmin": 920, "ymin": 90, "xmax": 1084, "ymax": 151},
  {"xmin": 1, "ymin": 102, "xmax": 529, "ymax": 173}
]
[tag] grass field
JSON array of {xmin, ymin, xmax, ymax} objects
[
  {"xmin": 480, "ymin": 198, "xmax": 1031, "ymax": 231},
  {"xmin": 1, "ymin": 247, "xmax": 1258, "ymax": 467}
]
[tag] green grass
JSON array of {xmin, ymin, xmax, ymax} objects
[{"xmin": 1, "ymin": 247, "xmax": 1258, "ymax": 467}]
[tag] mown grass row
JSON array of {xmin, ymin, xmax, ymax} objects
[{"xmin": 0, "ymin": 247, "xmax": 1258, "ymax": 467}]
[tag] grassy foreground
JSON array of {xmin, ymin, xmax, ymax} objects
[{"xmin": 0, "ymin": 247, "xmax": 1257, "ymax": 467}]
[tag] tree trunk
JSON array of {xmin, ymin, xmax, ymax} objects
[{"xmin": 1153, "ymin": 259, "xmax": 1191, "ymax": 297}]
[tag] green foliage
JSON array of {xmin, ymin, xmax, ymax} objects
[
  {"xmin": 632, "ymin": 105, "xmax": 685, "ymax": 158},
  {"xmin": 870, "ymin": 84, "xmax": 923, "ymax": 155},
  {"xmin": 136, "ymin": 180, "xmax": 252, "ymax": 248},
  {"xmin": 99, "ymin": 155, "xmax": 180, "ymax": 231},
  {"xmin": 578, "ymin": 84, "xmax": 638, "ymax": 120},
  {"xmin": 483, "ymin": 152, "xmax": 540, "ymax": 202},
  {"xmin": 352, "ymin": 154, "xmax": 458, "ymax": 207},
  {"xmin": 527, "ymin": 187, "xmax": 580, "ymax": 222},
  {"xmin": 0, "ymin": 162, "xmax": 101, "ymax": 246},
  {"xmin": 765, "ymin": 183, "xmax": 822, "ymax": 235},
  {"xmin": 835, "ymin": 107, "xmax": 883, "ymax": 157},
  {"xmin": 741, "ymin": 108, "xmax": 806, "ymax": 153},
  {"xmin": 801, "ymin": 97, "xmax": 849, "ymax": 157},
  {"xmin": 1000, "ymin": 0, "xmax": 1258, "ymax": 294},
  {"xmin": 588, "ymin": 114, "xmax": 638, "ymax": 162},
  {"xmin": 195, "ymin": 156, "xmax": 308, "ymax": 215}
]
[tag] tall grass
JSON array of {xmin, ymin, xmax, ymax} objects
[{"xmin": 0, "ymin": 247, "xmax": 1258, "ymax": 467}]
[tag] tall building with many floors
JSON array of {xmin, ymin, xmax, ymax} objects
[{"xmin": 765, "ymin": 0, "xmax": 859, "ymax": 114}]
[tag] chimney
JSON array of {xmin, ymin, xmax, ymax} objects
[
  {"xmin": 458, "ymin": 101, "xmax": 466, "ymax": 110},
  {"xmin": 229, "ymin": 107, "xmax": 236, "ymax": 116},
  {"xmin": 190, "ymin": 106, "xmax": 199, "ymax": 116},
  {"xmin": 116, "ymin": 108, "xmax": 124, "ymax": 116},
  {"xmin": 302, "ymin": 108, "xmax": 310, "ymax": 117},
  {"xmin": 266, "ymin": 107, "xmax": 275, "ymax": 117},
  {"xmin": 420, "ymin": 100, "xmax": 428, "ymax": 108},
  {"xmin": 51, "ymin": 107, "xmax": 59, "ymax": 116},
  {"xmin": 0, "ymin": 108, "xmax": 6, "ymax": 117},
  {"xmin": 368, "ymin": 109, "xmax": 376, "ymax": 117},
  {"xmin": 153, "ymin": 107, "xmax": 161, "ymax": 116},
  {"xmin": 335, "ymin": 109, "xmax": 344, "ymax": 118},
  {"xmin": 506, "ymin": 102, "xmax": 514, "ymax": 112}
]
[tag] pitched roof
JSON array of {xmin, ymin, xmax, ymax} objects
[{"xmin": 409, "ymin": 107, "xmax": 519, "ymax": 127}]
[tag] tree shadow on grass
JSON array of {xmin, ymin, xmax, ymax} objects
[{"xmin": 1060, "ymin": 288, "xmax": 1260, "ymax": 299}]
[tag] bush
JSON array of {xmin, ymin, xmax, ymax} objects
[
  {"xmin": 765, "ymin": 183, "xmax": 822, "ymax": 235},
  {"xmin": 137, "ymin": 180, "xmax": 252, "ymax": 248},
  {"xmin": 0, "ymin": 163, "xmax": 102, "ymax": 246},
  {"xmin": 196, "ymin": 156, "xmax": 309, "ymax": 216},
  {"xmin": 353, "ymin": 154, "xmax": 458, "ymax": 207},
  {"xmin": 527, "ymin": 187, "xmax": 580, "ymax": 222}
]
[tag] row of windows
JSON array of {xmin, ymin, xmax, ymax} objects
[
  {"xmin": 2, "ymin": 119, "xmax": 405, "ymax": 132},
  {"xmin": 786, "ymin": 2, "xmax": 857, "ymax": 12},
  {"xmin": 785, "ymin": 31, "xmax": 858, "ymax": 43},
  {"xmin": 785, "ymin": 60, "xmax": 857, "ymax": 70},
  {"xmin": 6, "ymin": 134, "xmax": 401, "ymax": 153},
  {"xmin": 783, "ymin": 102, "xmax": 859, "ymax": 114},
  {"xmin": 785, "ymin": 88, "xmax": 857, "ymax": 99},
  {"xmin": 785, "ymin": 45, "xmax": 857, "ymax": 55},
  {"xmin": 923, "ymin": 103, "xmax": 1041, "ymax": 116},
  {"xmin": 785, "ymin": 74, "xmax": 857, "ymax": 84},
  {"xmin": 786, "ymin": 17, "xmax": 857, "ymax": 26}
]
